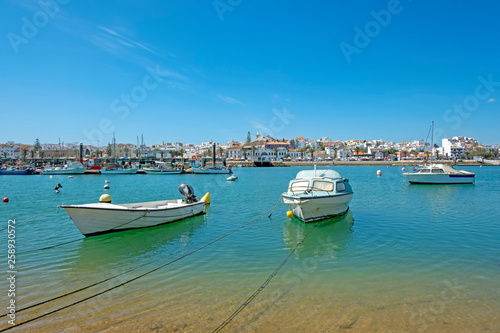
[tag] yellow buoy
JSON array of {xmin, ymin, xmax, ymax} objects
[
  {"xmin": 99, "ymin": 194, "xmax": 112, "ymax": 203},
  {"xmin": 200, "ymin": 192, "xmax": 210, "ymax": 205},
  {"xmin": 286, "ymin": 211, "xmax": 293, "ymax": 218}
]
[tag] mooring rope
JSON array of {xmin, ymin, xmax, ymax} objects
[
  {"xmin": 0, "ymin": 206, "xmax": 58, "ymax": 232},
  {"xmin": 0, "ymin": 205, "xmax": 276, "ymax": 332},
  {"xmin": 267, "ymin": 194, "xmax": 283, "ymax": 218},
  {"xmin": 212, "ymin": 221, "xmax": 321, "ymax": 333}
]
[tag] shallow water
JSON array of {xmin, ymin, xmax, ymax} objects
[{"xmin": 0, "ymin": 166, "xmax": 499, "ymax": 332}]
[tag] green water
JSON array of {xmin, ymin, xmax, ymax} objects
[{"xmin": 1, "ymin": 166, "xmax": 499, "ymax": 332}]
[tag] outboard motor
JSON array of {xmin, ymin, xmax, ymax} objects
[{"xmin": 179, "ymin": 183, "xmax": 198, "ymax": 203}]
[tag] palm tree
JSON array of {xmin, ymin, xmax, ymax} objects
[
  {"xmin": 178, "ymin": 149, "xmax": 186, "ymax": 165},
  {"xmin": 39, "ymin": 151, "xmax": 45, "ymax": 162},
  {"xmin": 242, "ymin": 148, "xmax": 248, "ymax": 160},
  {"xmin": 218, "ymin": 146, "xmax": 224, "ymax": 159},
  {"xmin": 250, "ymin": 145, "xmax": 256, "ymax": 161},
  {"xmin": 333, "ymin": 147, "xmax": 338, "ymax": 160},
  {"xmin": 273, "ymin": 148, "xmax": 279, "ymax": 161},
  {"xmin": 21, "ymin": 148, "xmax": 28, "ymax": 161},
  {"xmin": 299, "ymin": 148, "xmax": 307, "ymax": 159},
  {"xmin": 464, "ymin": 151, "xmax": 470, "ymax": 160},
  {"xmin": 308, "ymin": 147, "xmax": 315, "ymax": 161}
]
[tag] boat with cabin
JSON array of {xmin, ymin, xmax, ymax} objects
[
  {"xmin": 282, "ymin": 168, "xmax": 354, "ymax": 222},
  {"xmin": 143, "ymin": 161, "xmax": 183, "ymax": 174},
  {"xmin": 403, "ymin": 164, "xmax": 475, "ymax": 184},
  {"xmin": 42, "ymin": 162, "xmax": 86, "ymax": 175},
  {"xmin": 100, "ymin": 164, "xmax": 139, "ymax": 174}
]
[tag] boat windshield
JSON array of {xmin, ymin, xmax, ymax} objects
[
  {"xmin": 290, "ymin": 181, "xmax": 310, "ymax": 192},
  {"xmin": 312, "ymin": 180, "xmax": 334, "ymax": 192}
]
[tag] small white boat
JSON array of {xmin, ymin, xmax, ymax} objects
[
  {"xmin": 42, "ymin": 162, "xmax": 86, "ymax": 175},
  {"xmin": 61, "ymin": 184, "xmax": 209, "ymax": 237},
  {"xmin": 403, "ymin": 164, "xmax": 475, "ymax": 184},
  {"xmin": 282, "ymin": 168, "xmax": 354, "ymax": 222},
  {"xmin": 100, "ymin": 165, "xmax": 138, "ymax": 174},
  {"xmin": 143, "ymin": 161, "xmax": 183, "ymax": 174},
  {"xmin": 227, "ymin": 174, "xmax": 238, "ymax": 181}
]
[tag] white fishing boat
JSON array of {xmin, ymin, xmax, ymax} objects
[
  {"xmin": 193, "ymin": 142, "xmax": 232, "ymax": 174},
  {"xmin": 403, "ymin": 164, "xmax": 475, "ymax": 184},
  {"xmin": 100, "ymin": 164, "xmax": 138, "ymax": 174},
  {"xmin": 42, "ymin": 162, "xmax": 86, "ymax": 175},
  {"xmin": 282, "ymin": 168, "xmax": 354, "ymax": 222},
  {"xmin": 143, "ymin": 161, "xmax": 183, "ymax": 174},
  {"xmin": 61, "ymin": 184, "xmax": 209, "ymax": 236}
]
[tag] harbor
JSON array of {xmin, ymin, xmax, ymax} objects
[{"xmin": 1, "ymin": 165, "xmax": 499, "ymax": 332}]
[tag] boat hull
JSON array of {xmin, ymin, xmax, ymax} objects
[
  {"xmin": 143, "ymin": 169, "xmax": 183, "ymax": 174},
  {"xmin": 42, "ymin": 167, "xmax": 86, "ymax": 175},
  {"xmin": 404, "ymin": 174, "xmax": 475, "ymax": 184},
  {"xmin": 101, "ymin": 167, "xmax": 138, "ymax": 174},
  {"xmin": 192, "ymin": 167, "xmax": 231, "ymax": 174},
  {"xmin": 62, "ymin": 200, "xmax": 205, "ymax": 236},
  {"xmin": 0, "ymin": 169, "xmax": 35, "ymax": 175},
  {"xmin": 283, "ymin": 193, "xmax": 353, "ymax": 222}
]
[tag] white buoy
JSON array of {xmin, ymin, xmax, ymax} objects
[
  {"xmin": 50, "ymin": 175, "xmax": 53, "ymax": 179},
  {"xmin": 55, "ymin": 190, "xmax": 60, "ymax": 194},
  {"xmin": 402, "ymin": 167, "xmax": 406, "ymax": 172},
  {"xmin": 377, "ymin": 170, "xmax": 382, "ymax": 176},
  {"xmin": 104, "ymin": 184, "xmax": 110, "ymax": 189}
]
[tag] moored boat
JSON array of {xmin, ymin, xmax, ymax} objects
[
  {"xmin": 61, "ymin": 183, "xmax": 209, "ymax": 236},
  {"xmin": 282, "ymin": 168, "xmax": 354, "ymax": 222},
  {"xmin": 100, "ymin": 165, "xmax": 138, "ymax": 174},
  {"xmin": 0, "ymin": 166, "xmax": 36, "ymax": 175},
  {"xmin": 193, "ymin": 167, "xmax": 231, "ymax": 174},
  {"xmin": 143, "ymin": 161, "xmax": 183, "ymax": 174},
  {"xmin": 403, "ymin": 164, "xmax": 475, "ymax": 184},
  {"xmin": 42, "ymin": 162, "xmax": 86, "ymax": 175}
]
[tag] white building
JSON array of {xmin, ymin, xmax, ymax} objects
[{"xmin": 442, "ymin": 138, "xmax": 469, "ymax": 158}]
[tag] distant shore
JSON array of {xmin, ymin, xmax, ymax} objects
[{"xmin": 226, "ymin": 160, "xmax": 484, "ymax": 167}]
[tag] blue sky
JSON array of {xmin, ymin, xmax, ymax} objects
[{"xmin": 1, "ymin": 0, "xmax": 499, "ymax": 146}]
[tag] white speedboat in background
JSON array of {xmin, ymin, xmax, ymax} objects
[
  {"xmin": 282, "ymin": 168, "xmax": 354, "ymax": 222},
  {"xmin": 42, "ymin": 162, "xmax": 86, "ymax": 175},
  {"xmin": 143, "ymin": 161, "xmax": 183, "ymax": 174},
  {"xmin": 100, "ymin": 164, "xmax": 138, "ymax": 174},
  {"xmin": 404, "ymin": 164, "xmax": 475, "ymax": 184},
  {"xmin": 61, "ymin": 183, "xmax": 209, "ymax": 236}
]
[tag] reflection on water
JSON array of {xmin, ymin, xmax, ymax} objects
[
  {"xmin": 282, "ymin": 210, "xmax": 354, "ymax": 260},
  {"xmin": 0, "ymin": 166, "xmax": 499, "ymax": 332}
]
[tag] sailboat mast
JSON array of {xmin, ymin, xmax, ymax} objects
[{"xmin": 431, "ymin": 121, "xmax": 434, "ymax": 159}]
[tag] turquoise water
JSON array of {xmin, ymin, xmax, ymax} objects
[{"xmin": 1, "ymin": 166, "xmax": 499, "ymax": 332}]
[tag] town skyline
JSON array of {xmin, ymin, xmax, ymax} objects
[{"xmin": 2, "ymin": 2, "xmax": 500, "ymax": 147}]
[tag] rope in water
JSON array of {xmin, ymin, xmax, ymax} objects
[
  {"xmin": 0, "ymin": 206, "xmax": 59, "ymax": 232},
  {"xmin": 212, "ymin": 220, "xmax": 321, "ymax": 333},
  {"xmin": 0, "ymin": 203, "xmax": 279, "ymax": 332}
]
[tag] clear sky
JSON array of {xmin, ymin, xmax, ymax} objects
[{"xmin": 1, "ymin": 0, "xmax": 499, "ymax": 147}]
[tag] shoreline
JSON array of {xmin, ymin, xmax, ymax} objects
[{"xmin": 227, "ymin": 160, "xmax": 485, "ymax": 167}]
